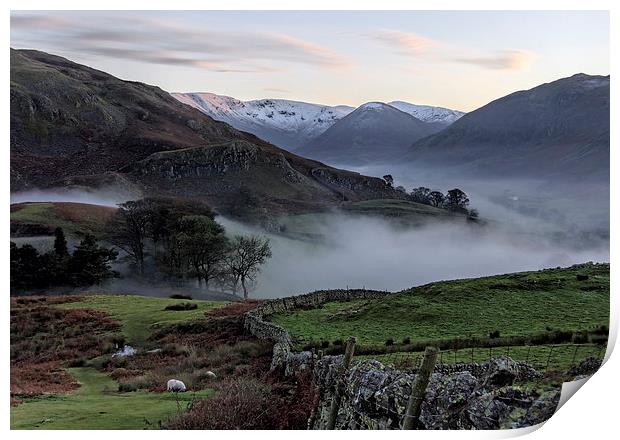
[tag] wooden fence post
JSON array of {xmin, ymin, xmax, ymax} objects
[
  {"xmin": 326, "ymin": 337, "xmax": 356, "ymax": 429},
  {"xmin": 545, "ymin": 345, "xmax": 555, "ymax": 372},
  {"xmin": 403, "ymin": 346, "xmax": 438, "ymax": 430}
]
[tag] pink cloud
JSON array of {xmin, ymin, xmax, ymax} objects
[{"xmin": 370, "ymin": 30, "xmax": 439, "ymax": 56}]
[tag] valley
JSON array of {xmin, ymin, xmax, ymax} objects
[{"xmin": 8, "ymin": 18, "xmax": 610, "ymax": 430}]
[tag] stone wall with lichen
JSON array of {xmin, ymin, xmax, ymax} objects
[{"xmin": 310, "ymin": 355, "xmax": 557, "ymax": 430}]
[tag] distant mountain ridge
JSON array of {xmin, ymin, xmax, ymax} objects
[
  {"xmin": 172, "ymin": 92, "xmax": 464, "ymax": 151},
  {"xmin": 407, "ymin": 73, "xmax": 610, "ymax": 181},
  {"xmin": 171, "ymin": 93, "xmax": 354, "ymax": 150},
  {"xmin": 296, "ymin": 102, "xmax": 446, "ymax": 165},
  {"xmin": 10, "ymin": 49, "xmax": 404, "ymax": 218}
]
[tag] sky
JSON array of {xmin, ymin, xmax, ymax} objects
[{"xmin": 10, "ymin": 10, "xmax": 609, "ymax": 111}]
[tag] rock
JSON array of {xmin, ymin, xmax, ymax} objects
[
  {"xmin": 567, "ymin": 356, "xmax": 602, "ymax": 377},
  {"xmin": 512, "ymin": 389, "xmax": 560, "ymax": 428},
  {"xmin": 484, "ymin": 356, "xmax": 519, "ymax": 386},
  {"xmin": 311, "ymin": 356, "xmax": 550, "ymax": 430},
  {"xmin": 205, "ymin": 371, "xmax": 217, "ymax": 380},
  {"xmin": 166, "ymin": 379, "xmax": 187, "ymax": 392},
  {"xmin": 112, "ymin": 345, "xmax": 137, "ymax": 358}
]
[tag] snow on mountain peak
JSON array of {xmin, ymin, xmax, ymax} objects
[
  {"xmin": 388, "ymin": 101, "xmax": 465, "ymax": 124},
  {"xmin": 171, "ymin": 92, "xmax": 464, "ymax": 150},
  {"xmin": 358, "ymin": 102, "xmax": 389, "ymax": 110}
]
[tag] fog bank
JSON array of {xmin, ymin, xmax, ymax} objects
[{"xmin": 219, "ymin": 215, "xmax": 608, "ymax": 299}]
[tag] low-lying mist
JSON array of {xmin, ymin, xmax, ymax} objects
[
  {"xmin": 219, "ymin": 215, "xmax": 609, "ymax": 299},
  {"xmin": 11, "ymin": 176, "xmax": 609, "ymax": 300}
]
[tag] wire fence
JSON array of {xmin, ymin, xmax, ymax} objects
[
  {"xmin": 354, "ymin": 343, "xmax": 606, "ymax": 374},
  {"xmin": 320, "ymin": 341, "xmax": 607, "ymax": 429}
]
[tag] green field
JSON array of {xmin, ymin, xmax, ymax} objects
[
  {"xmin": 11, "ymin": 368, "xmax": 212, "ymax": 429},
  {"xmin": 56, "ymin": 295, "xmax": 226, "ymax": 345},
  {"xmin": 272, "ymin": 265, "xmax": 609, "ymax": 347}
]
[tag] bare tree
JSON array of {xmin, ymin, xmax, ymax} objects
[
  {"xmin": 175, "ymin": 215, "xmax": 228, "ymax": 288},
  {"xmin": 225, "ymin": 235, "xmax": 272, "ymax": 300},
  {"xmin": 106, "ymin": 200, "xmax": 153, "ymax": 274}
]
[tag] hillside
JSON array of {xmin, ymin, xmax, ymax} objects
[
  {"xmin": 271, "ymin": 264, "xmax": 609, "ymax": 347},
  {"xmin": 10, "ymin": 49, "xmax": 403, "ymax": 217},
  {"xmin": 298, "ymin": 102, "xmax": 444, "ymax": 165},
  {"xmin": 11, "ymin": 202, "xmax": 116, "ymax": 237},
  {"xmin": 408, "ymin": 74, "xmax": 610, "ymax": 181},
  {"xmin": 10, "ymin": 295, "xmax": 310, "ymax": 429}
]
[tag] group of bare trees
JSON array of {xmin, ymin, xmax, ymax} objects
[{"xmin": 106, "ymin": 198, "xmax": 271, "ymax": 299}]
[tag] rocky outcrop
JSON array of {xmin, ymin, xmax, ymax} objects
[{"xmin": 311, "ymin": 356, "xmax": 558, "ymax": 430}]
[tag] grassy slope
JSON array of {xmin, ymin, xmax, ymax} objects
[
  {"xmin": 341, "ymin": 199, "xmax": 460, "ymax": 218},
  {"xmin": 11, "ymin": 368, "xmax": 212, "ymax": 429},
  {"xmin": 272, "ymin": 265, "xmax": 609, "ymax": 346},
  {"xmin": 56, "ymin": 295, "xmax": 226, "ymax": 345},
  {"xmin": 278, "ymin": 199, "xmax": 465, "ymax": 241},
  {"xmin": 11, "ymin": 202, "xmax": 116, "ymax": 237}
]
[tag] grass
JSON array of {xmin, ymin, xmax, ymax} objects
[
  {"xmin": 56, "ymin": 295, "xmax": 226, "ymax": 346},
  {"xmin": 10, "ymin": 367, "xmax": 212, "ymax": 429},
  {"xmin": 341, "ymin": 199, "xmax": 458, "ymax": 218},
  {"xmin": 277, "ymin": 199, "xmax": 463, "ymax": 241},
  {"xmin": 11, "ymin": 202, "xmax": 116, "ymax": 237},
  {"xmin": 272, "ymin": 264, "xmax": 609, "ymax": 348},
  {"xmin": 355, "ymin": 344, "xmax": 605, "ymax": 373}
]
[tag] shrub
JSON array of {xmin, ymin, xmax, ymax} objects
[
  {"xmin": 118, "ymin": 375, "xmax": 150, "ymax": 392},
  {"xmin": 402, "ymin": 337, "xmax": 411, "ymax": 345},
  {"xmin": 162, "ymin": 343, "xmax": 189, "ymax": 356},
  {"xmin": 332, "ymin": 339, "xmax": 344, "ymax": 346},
  {"xmin": 166, "ymin": 377, "xmax": 280, "ymax": 429},
  {"xmin": 170, "ymin": 294, "xmax": 192, "ymax": 300},
  {"xmin": 385, "ymin": 338, "xmax": 394, "ymax": 346},
  {"xmin": 165, "ymin": 302, "xmax": 198, "ymax": 311},
  {"xmin": 489, "ymin": 330, "xmax": 501, "ymax": 339},
  {"xmin": 320, "ymin": 340, "xmax": 329, "ymax": 349},
  {"xmin": 67, "ymin": 357, "xmax": 87, "ymax": 367}
]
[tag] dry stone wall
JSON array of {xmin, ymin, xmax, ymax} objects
[{"xmin": 244, "ymin": 288, "xmax": 393, "ymax": 370}]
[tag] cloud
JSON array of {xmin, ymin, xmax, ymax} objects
[
  {"xmin": 10, "ymin": 12, "xmax": 351, "ymax": 73},
  {"xmin": 370, "ymin": 30, "xmax": 438, "ymax": 55},
  {"xmin": 263, "ymin": 87, "xmax": 291, "ymax": 94},
  {"xmin": 452, "ymin": 50, "xmax": 536, "ymax": 71},
  {"xmin": 368, "ymin": 29, "xmax": 536, "ymax": 72}
]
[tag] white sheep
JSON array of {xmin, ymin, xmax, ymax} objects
[{"xmin": 166, "ymin": 379, "xmax": 187, "ymax": 392}]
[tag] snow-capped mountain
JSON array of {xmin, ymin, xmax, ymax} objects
[
  {"xmin": 171, "ymin": 92, "xmax": 354, "ymax": 150},
  {"xmin": 387, "ymin": 101, "xmax": 464, "ymax": 126},
  {"xmin": 296, "ymin": 102, "xmax": 444, "ymax": 165},
  {"xmin": 172, "ymin": 92, "xmax": 465, "ymax": 151}
]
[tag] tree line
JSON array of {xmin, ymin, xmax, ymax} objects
[
  {"xmin": 11, "ymin": 197, "xmax": 272, "ymax": 299},
  {"xmin": 11, "ymin": 228, "xmax": 118, "ymax": 290},
  {"xmin": 382, "ymin": 175, "xmax": 478, "ymax": 219}
]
